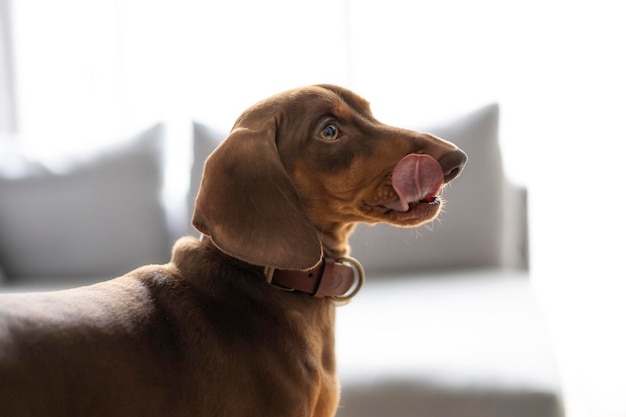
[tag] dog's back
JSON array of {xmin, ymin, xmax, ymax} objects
[{"xmin": 0, "ymin": 237, "xmax": 335, "ymax": 417}]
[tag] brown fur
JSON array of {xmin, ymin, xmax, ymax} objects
[{"xmin": 0, "ymin": 85, "xmax": 466, "ymax": 417}]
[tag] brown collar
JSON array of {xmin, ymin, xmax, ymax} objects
[
  {"xmin": 264, "ymin": 256, "xmax": 365, "ymax": 301},
  {"xmin": 199, "ymin": 234, "xmax": 364, "ymax": 301}
]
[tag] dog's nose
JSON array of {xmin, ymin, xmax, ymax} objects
[{"xmin": 438, "ymin": 149, "xmax": 468, "ymax": 183}]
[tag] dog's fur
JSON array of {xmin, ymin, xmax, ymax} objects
[{"xmin": 0, "ymin": 85, "xmax": 466, "ymax": 417}]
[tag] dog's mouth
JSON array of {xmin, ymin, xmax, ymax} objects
[
  {"xmin": 361, "ymin": 196, "xmax": 443, "ymax": 226},
  {"xmin": 383, "ymin": 153, "xmax": 444, "ymax": 211},
  {"xmin": 361, "ymin": 154, "xmax": 444, "ymax": 223}
]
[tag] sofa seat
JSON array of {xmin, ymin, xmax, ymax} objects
[{"xmin": 335, "ymin": 268, "xmax": 563, "ymax": 417}]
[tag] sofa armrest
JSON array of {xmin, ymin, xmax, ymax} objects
[{"xmin": 503, "ymin": 180, "xmax": 529, "ymax": 270}]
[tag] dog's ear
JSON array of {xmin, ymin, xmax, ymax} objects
[{"xmin": 192, "ymin": 126, "xmax": 322, "ymax": 270}]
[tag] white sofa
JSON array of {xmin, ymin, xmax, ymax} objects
[{"xmin": 0, "ymin": 104, "xmax": 563, "ymax": 416}]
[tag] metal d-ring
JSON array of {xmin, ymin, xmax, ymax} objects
[{"xmin": 331, "ymin": 256, "xmax": 365, "ymax": 303}]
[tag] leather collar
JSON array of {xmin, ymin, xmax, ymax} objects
[
  {"xmin": 264, "ymin": 256, "xmax": 364, "ymax": 301},
  {"xmin": 199, "ymin": 234, "xmax": 364, "ymax": 301}
]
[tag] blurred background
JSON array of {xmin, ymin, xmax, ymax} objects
[{"xmin": 1, "ymin": 1, "xmax": 625, "ymax": 416}]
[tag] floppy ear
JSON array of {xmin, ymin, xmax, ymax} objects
[{"xmin": 192, "ymin": 126, "xmax": 323, "ymax": 270}]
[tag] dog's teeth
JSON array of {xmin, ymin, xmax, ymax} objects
[{"xmin": 420, "ymin": 195, "xmax": 439, "ymax": 204}]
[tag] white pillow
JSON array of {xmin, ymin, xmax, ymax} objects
[{"xmin": 0, "ymin": 125, "xmax": 171, "ymax": 281}]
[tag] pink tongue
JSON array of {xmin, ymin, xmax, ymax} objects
[{"xmin": 384, "ymin": 154, "xmax": 444, "ymax": 212}]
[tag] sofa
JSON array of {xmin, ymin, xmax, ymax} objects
[{"xmin": 0, "ymin": 104, "xmax": 564, "ymax": 416}]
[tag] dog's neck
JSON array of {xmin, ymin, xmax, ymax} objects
[
  {"xmin": 317, "ymin": 222, "xmax": 356, "ymax": 260},
  {"xmin": 280, "ymin": 222, "xmax": 362, "ymax": 301}
]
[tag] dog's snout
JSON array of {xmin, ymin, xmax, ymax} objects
[{"xmin": 438, "ymin": 149, "xmax": 467, "ymax": 183}]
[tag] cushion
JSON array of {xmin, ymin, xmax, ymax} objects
[
  {"xmin": 349, "ymin": 104, "xmax": 512, "ymax": 275},
  {"xmin": 188, "ymin": 122, "xmax": 224, "ymax": 236},
  {"xmin": 0, "ymin": 125, "xmax": 171, "ymax": 281}
]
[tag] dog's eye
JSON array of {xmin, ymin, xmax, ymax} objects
[{"xmin": 320, "ymin": 123, "xmax": 340, "ymax": 141}]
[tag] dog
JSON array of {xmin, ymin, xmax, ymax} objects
[{"xmin": 0, "ymin": 84, "xmax": 467, "ymax": 417}]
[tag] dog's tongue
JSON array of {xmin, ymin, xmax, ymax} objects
[{"xmin": 384, "ymin": 154, "xmax": 444, "ymax": 212}]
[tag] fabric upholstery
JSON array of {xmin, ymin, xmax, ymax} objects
[{"xmin": 0, "ymin": 125, "xmax": 170, "ymax": 281}]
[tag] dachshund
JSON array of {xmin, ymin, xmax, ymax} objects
[{"xmin": 0, "ymin": 84, "xmax": 466, "ymax": 417}]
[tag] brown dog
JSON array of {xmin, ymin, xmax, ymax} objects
[{"xmin": 0, "ymin": 85, "xmax": 466, "ymax": 417}]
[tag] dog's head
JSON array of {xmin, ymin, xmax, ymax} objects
[{"xmin": 193, "ymin": 85, "xmax": 467, "ymax": 270}]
